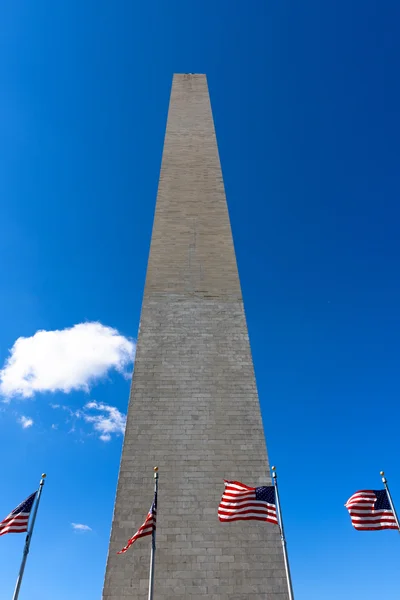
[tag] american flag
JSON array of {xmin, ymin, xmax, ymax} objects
[
  {"xmin": 218, "ymin": 480, "xmax": 278, "ymax": 524},
  {"xmin": 345, "ymin": 489, "xmax": 399, "ymax": 531},
  {"xmin": 117, "ymin": 498, "xmax": 157, "ymax": 555},
  {"xmin": 0, "ymin": 492, "xmax": 36, "ymax": 537}
]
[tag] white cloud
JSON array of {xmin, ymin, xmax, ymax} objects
[
  {"xmin": 50, "ymin": 400, "xmax": 126, "ymax": 441},
  {"xmin": 83, "ymin": 401, "xmax": 126, "ymax": 442},
  {"xmin": 71, "ymin": 523, "xmax": 92, "ymax": 532},
  {"xmin": 0, "ymin": 322, "xmax": 135, "ymax": 399},
  {"xmin": 19, "ymin": 416, "xmax": 33, "ymax": 429},
  {"xmin": 50, "ymin": 404, "xmax": 82, "ymax": 419}
]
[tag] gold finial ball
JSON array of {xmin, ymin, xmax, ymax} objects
[
  {"xmin": 41, "ymin": 473, "xmax": 47, "ymax": 479},
  {"xmin": 271, "ymin": 466, "xmax": 276, "ymax": 471},
  {"xmin": 154, "ymin": 466, "xmax": 159, "ymax": 472},
  {"xmin": 380, "ymin": 471, "xmax": 385, "ymax": 476}
]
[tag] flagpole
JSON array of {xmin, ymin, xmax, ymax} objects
[
  {"xmin": 12, "ymin": 474, "xmax": 46, "ymax": 600},
  {"xmin": 148, "ymin": 467, "xmax": 159, "ymax": 600},
  {"xmin": 380, "ymin": 471, "xmax": 400, "ymax": 533},
  {"xmin": 271, "ymin": 466, "xmax": 294, "ymax": 600}
]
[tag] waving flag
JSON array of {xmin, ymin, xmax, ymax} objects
[
  {"xmin": 345, "ymin": 489, "xmax": 398, "ymax": 531},
  {"xmin": 0, "ymin": 493, "xmax": 36, "ymax": 537},
  {"xmin": 218, "ymin": 480, "xmax": 278, "ymax": 524},
  {"xmin": 117, "ymin": 500, "xmax": 157, "ymax": 554}
]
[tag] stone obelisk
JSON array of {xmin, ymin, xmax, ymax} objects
[{"xmin": 102, "ymin": 74, "xmax": 289, "ymax": 599}]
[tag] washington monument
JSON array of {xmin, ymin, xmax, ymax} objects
[{"xmin": 102, "ymin": 74, "xmax": 289, "ymax": 599}]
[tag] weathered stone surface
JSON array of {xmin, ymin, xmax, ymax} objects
[{"xmin": 102, "ymin": 74, "xmax": 288, "ymax": 599}]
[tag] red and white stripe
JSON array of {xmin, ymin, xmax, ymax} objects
[
  {"xmin": 218, "ymin": 480, "xmax": 278, "ymax": 524},
  {"xmin": 0, "ymin": 512, "xmax": 31, "ymax": 536},
  {"xmin": 345, "ymin": 490, "xmax": 398, "ymax": 531},
  {"xmin": 117, "ymin": 506, "xmax": 155, "ymax": 554}
]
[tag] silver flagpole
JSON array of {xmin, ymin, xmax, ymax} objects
[
  {"xmin": 271, "ymin": 466, "xmax": 294, "ymax": 600},
  {"xmin": 12, "ymin": 474, "xmax": 47, "ymax": 600},
  {"xmin": 380, "ymin": 471, "xmax": 400, "ymax": 533},
  {"xmin": 148, "ymin": 467, "xmax": 159, "ymax": 600}
]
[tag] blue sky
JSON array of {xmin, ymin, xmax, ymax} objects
[{"xmin": 1, "ymin": 1, "xmax": 400, "ymax": 598}]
